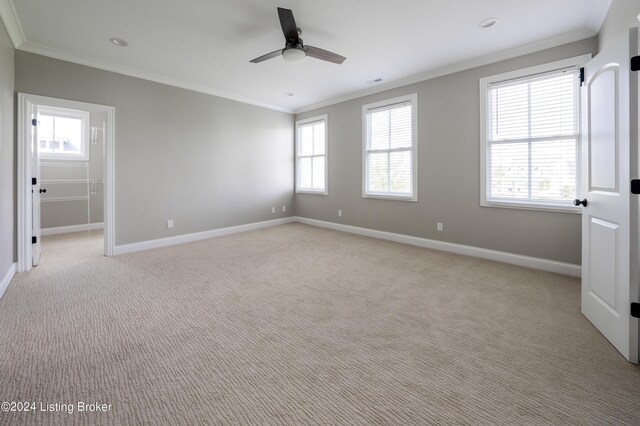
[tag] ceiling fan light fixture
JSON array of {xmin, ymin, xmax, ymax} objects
[{"xmin": 282, "ymin": 47, "xmax": 306, "ymax": 64}]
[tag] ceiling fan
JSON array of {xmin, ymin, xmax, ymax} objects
[{"xmin": 250, "ymin": 7, "xmax": 346, "ymax": 65}]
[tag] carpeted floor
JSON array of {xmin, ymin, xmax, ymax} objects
[
  {"xmin": 0, "ymin": 223, "xmax": 638, "ymax": 425},
  {"xmin": 39, "ymin": 229, "xmax": 104, "ymax": 267}
]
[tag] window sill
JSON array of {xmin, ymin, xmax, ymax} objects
[
  {"xmin": 296, "ymin": 189, "xmax": 328, "ymax": 196},
  {"xmin": 40, "ymin": 155, "xmax": 88, "ymax": 161},
  {"xmin": 481, "ymin": 200, "xmax": 580, "ymax": 214},
  {"xmin": 363, "ymin": 193, "xmax": 417, "ymax": 202}
]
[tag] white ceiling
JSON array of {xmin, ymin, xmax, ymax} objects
[{"xmin": 1, "ymin": 0, "xmax": 611, "ymax": 113}]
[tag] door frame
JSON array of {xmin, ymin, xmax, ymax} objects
[{"xmin": 17, "ymin": 93, "xmax": 115, "ymax": 272}]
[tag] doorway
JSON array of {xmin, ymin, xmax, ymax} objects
[{"xmin": 17, "ymin": 94, "xmax": 114, "ymax": 272}]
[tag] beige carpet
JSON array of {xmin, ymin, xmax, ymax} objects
[
  {"xmin": 0, "ymin": 223, "xmax": 638, "ymax": 425},
  {"xmin": 39, "ymin": 229, "xmax": 104, "ymax": 267}
]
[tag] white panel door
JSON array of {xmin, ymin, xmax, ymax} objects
[
  {"xmin": 31, "ymin": 105, "xmax": 41, "ymax": 266},
  {"xmin": 580, "ymin": 28, "xmax": 638, "ymax": 363}
]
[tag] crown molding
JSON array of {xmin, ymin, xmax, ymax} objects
[
  {"xmin": 3, "ymin": 0, "xmax": 596, "ymax": 117},
  {"xmin": 294, "ymin": 28, "xmax": 597, "ymax": 114},
  {"xmin": 17, "ymin": 41, "xmax": 294, "ymax": 114},
  {"xmin": 0, "ymin": 0, "xmax": 25, "ymax": 47},
  {"xmin": 0, "ymin": 0, "xmax": 292, "ymax": 113}
]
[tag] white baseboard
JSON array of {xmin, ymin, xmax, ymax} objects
[
  {"xmin": 41, "ymin": 222, "xmax": 104, "ymax": 236},
  {"xmin": 109, "ymin": 214, "xmax": 580, "ymax": 277},
  {"xmin": 0, "ymin": 263, "xmax": 17, "ymax": 300},
  {"xmin": 294, "ymin": 217, "xmax": 581, "ymax": 277},
  {"xmin": 114, "ymin": 217, "xmax": 296, "ymax": 255}
]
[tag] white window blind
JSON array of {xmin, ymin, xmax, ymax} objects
[
  {"xmin": 296, "ymin": 116, "xmax": 327, "ymax": 194},
  {"xmin": 363, "ymin": 94, "xmax": 417, "ymax": 200},
  {"xmin": 484, "ymin": 66, "xmax": 580, "ymax": 209}
]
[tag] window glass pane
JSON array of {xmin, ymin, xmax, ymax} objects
[
  {"xmin": 531, "ymin": 139, "xmax": 576, "ymax": 200},
  {"xmin": 369, "ymin": 110, "xmax": 389, "ymax": 150},
  {"xmin": 389, "ymin": 105, "xmax": 412, "ymax": 149},
  {"xmin": 312, "ymin": 156, "xmax": 325, "ymax": 190},
  {"xmin": 367, "ymin": 152, "xmax": 389, "ymax": 193},
  {"xmin": 38, "ymin": 115, "xmax": 54, "ymax": 153},
  {"xmin": 488, "ymin": 142, "xmax": 529, "ymax": 199},
  {"xmin": 313, "ymin": 123, "xmax": 325, "ymax": 155},
  {"xmin": 300, "ymin": 125, "xmax": 313, "ymax": 156},
  {"xmin": 300, "ymin": 157, "xmax": 312, "ymax": 189},
  {"xmin": 389, "ymin": 150, "xmax": 412, "ymax": 194},
  {"xmin": 37, "ymin": 109, "xmax": 86, "ymax": 158},
  {"xmin": 55, "ymin": 116, "xmax": 82, "ymax": 153}
]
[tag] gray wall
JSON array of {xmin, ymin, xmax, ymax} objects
[
  {"xmin": 295, "ymin": 37, "xmax": 598, "ymax": 265},
  {"xmin": 599, "ymin": 0, "xmax": 640, "ymax": 50},
  {"xmin": 41, "ymin": 111, "xmax": 105, "ymax": 229},
  {"xmin": 0, "ymin": 19, "xmax": 14, "ymax": 279},
  {"xmin": 16, "ymin": 51, "xmax": 294, "ymax": 246}
]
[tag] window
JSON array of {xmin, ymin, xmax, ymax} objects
[
  {"xmin": 296, "ymin": 115, "xmax": 328, "ymax": 194},
  {"xmin": 480, "ymin": 56, "xmax": 588, "ymax": 211},
  {"xmin": 37, "ymin": 106, "xmax": 89, "ymax": 160},
  {"xmin": 363, "ymin": 94, "xmax": 417, "ymax": 200}
]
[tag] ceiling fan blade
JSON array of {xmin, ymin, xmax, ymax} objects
[
  {"xmin": 277, "ymin": 7, "xmax": 300, "ymax": 45},
  {"xmin": 250, "ymin": 49, "xmax": 282, "ymax": 63},
  {"xmin": 305, "ymin": 46, "xmax": 346, "ymax": 64}
]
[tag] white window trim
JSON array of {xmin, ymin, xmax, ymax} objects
[
  {"xmin": 38, "ymin": 105, "xmax": 90, "ymax": 161},
  {"xmin": 295, "ymin": 114, "xmax": 328, "ymax": 195},
  {"xmin": 362, "ymin": 93, "xmax": 418, "ymax": 201},
  {"xmin": 479, "ymin": 55, "xmax": 591, "ymax": 213}
]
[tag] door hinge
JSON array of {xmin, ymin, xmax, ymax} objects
[
  {"xmin": 32, "ymin": 177, "xmax": 37, "ymax": 185},
  {"xmin": 579, "ymin": 67, "xmax": 585, "ymax": 85},
  {"xmin": 632, "ymin": 303, "xmax": 640, "ymax": 319},
  {"xmin": 632, "ymin": 179, "xmax": 640, "ymax": 194},
  {"xmin": 631, "ymin": 56, "xmax": 640, "ymax": 72},
  {"xmin": 31, "ymin": 118, "xmax": 37, "ymax": 126},
  {"xmin": 32, "ymin": 236, "xmax": 37, "ymax": 244}
]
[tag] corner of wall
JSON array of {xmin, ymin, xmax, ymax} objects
[
  {"xmin": 0, "ymin": 262, "xmax": 16, "ymax": 300},
  {"xmin": 0, "ymin": 13, "xmax": 16, "ymax": 285},
  {"xmin": 597, "ymin": 0, "xmax": 640, "ymax": 51}
]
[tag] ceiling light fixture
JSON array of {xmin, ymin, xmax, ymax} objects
[
  {"xmin": 478, "ymin": 18, "xmax": 498, "ymax": 29},
  {"xmin": 109, "ymin": 37, "xmax": 129, "ymax": 47},
  {"xmin": 282, "ymin": 47, "xmax": 306, "ymax": 64}
]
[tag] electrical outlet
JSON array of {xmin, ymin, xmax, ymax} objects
[
  {"xmin": 338, "ymin": 209, "xmax": 343, "ymax": 217},
  {"xmin": 282, "ymin": 206, "xmax": 286, "ymax": 212},
  {"xmin": 271, "ymin": 207, "xmax": 276, "ymax": 214},
  {"xmin": 167, "ymin": 219, "xmax": 174, "ymax": 229},
  {"xmin": 437, "ymin": 222, "xmax": 444, "ymax": 232}
]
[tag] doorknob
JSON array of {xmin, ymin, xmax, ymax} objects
[
  {"xmin": 39, "ymin": 188, "xmax": 46, "ymax": 194},
  {"xmin": 573, "ymin": 198, "xmax": 587, "ymax": 207}
]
